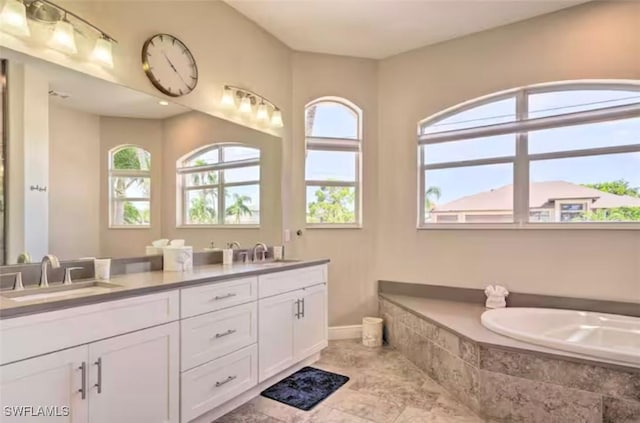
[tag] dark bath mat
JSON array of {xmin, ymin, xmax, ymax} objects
[{"xmin": 260, "ymin": 366, "xmax": 349, "ymax": 411}]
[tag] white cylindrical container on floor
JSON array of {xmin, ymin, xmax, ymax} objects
[
  {"xmin": 94, "ymin": 258, "xmax": 111, "ymax": 281},
  {"xmin": 362, "ymin": 317, "xmax": 383, "ymax": 347}
]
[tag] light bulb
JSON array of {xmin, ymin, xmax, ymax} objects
[
  {"xmin": 221, "ymin": 87, "xmax": 235, "ymax": 108},
  {"xmin": 50, "ymin": 18, "xmax": 77, "ymax": 55},
  {"xmin": 256, "ymin": 102, "xmax": 268, "ymax": 122},
  {"xmin": 0, "ymin": 0, "xmax": 30, "ymax": 37},
  {"xmin": 239, "ymin": 96, "xmax": 252, "ymax": 115},
  {"xmin": 91, "ymin": 37, "xmax": 113, "ymax": 68},
  {"xmin": 270, "ymin": 109, "xmax": 283, "ymax": 128}
]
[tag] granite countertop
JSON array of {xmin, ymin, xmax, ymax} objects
[
  {"xmin": 0, "ymin": 259, "xmax": 329, "ymax": 320},
  {"xmin": 379, "ymin": 292, "xmax": 639, "ymax": 371}
]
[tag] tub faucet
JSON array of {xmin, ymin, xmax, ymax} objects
[
  {"xmin": 252, "ymin": 243, "xmax": 268, "ymax": 262},
  {"xmin": 40, "ymin": 255, "xmax": 61, "ymax": 288}
]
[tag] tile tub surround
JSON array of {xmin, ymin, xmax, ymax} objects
[
  {"xmin": 0, "ymin": 258, "xmax": 327, "ymax": 319},
  {"xmin": 379, "ymin": 295, "xmax": 640, "ymax": 423},
  {"xmin": 216, "ymin": 339, "xmax": 486, "ymax": 423}
]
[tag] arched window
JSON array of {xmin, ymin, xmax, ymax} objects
[
  {"xmin": 177, "ymin": 143, "xmax": 260, "ymax": 226},
  {"xmin": 305, "ymin": 97, "xmax": 362, "ymax": 226},
  {"xmin": 418, "ymin": 82, "xmax": 640, "ymax": 227},
  {"xmin": 109, "ymin": 145, "xmax": 151, "ymax": 227}
]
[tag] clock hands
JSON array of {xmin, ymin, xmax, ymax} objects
[{"xmin": 162, "ymin": 50, "xmax": 191, "ymax": 89}]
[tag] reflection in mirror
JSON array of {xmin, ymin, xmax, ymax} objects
[{"xmin": 0, "ymin": 48, "xmax": 282, "ymax": 265}]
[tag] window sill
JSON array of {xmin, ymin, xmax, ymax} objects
[
  {"xmin": 418, "ymin": 223, "xmax": 640, "ymax": 230},
  {"xmin": 176, "ymin": 224, "xmax": 261, "ymax": 229},
  {"xmin": 306, "ymin": 224, "xmax": 363, "ymax": 230},
  {"xmin": 108, "ymin": 225, "xmax": 151, "ymax": 230}
]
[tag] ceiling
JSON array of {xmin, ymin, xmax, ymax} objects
[
  {"xmin": 0, "ymin": 48, "xmax": 189, "ymax": 119},
  {"xmin": 225, "ymin": 0, "xmax": 589, "ymax": 59}
]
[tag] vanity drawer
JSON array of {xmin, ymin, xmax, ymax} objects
[
  {"xmin": 181, "ymin": 302, "xmax": 257, "ymax": 371},
  {"xmin": 0, "ymin": 291, "xmax": 179, "ymax": 365},
  {"xmin": 181, "ymin": 277, "xmax": 257, "ymax": 318},
  {"xmin": 258, "ymin": 265, "xmax": 327, "ymax": 299},
  {"xmin": 181, "ymin": 344, "xmax": 257, "ymax": 423}
]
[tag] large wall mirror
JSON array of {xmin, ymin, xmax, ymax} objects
[{"xmin": 0, "ymin": 49, "xmax": 282, "ymax": 265}]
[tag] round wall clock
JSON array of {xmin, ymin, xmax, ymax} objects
[{"xmin": 141, "ymin": 33, "xmax": 198, "ymax": 97}]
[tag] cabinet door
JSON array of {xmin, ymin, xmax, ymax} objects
[
  {"xmin": 258, "ymin": 290, "xmax": 300, "ymax": 382},
  {"xmin": 0, "ymin": 346, "xmax": 89, "ymax": 423},
  {"xmin": 88, "ymin": 322, "xmax": 179, "ymax": 423},
  {"xmin": 294, "ymin": 283, "xmax": 328, "ymax": 361}
]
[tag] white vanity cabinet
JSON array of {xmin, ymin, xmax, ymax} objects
[
  {"xmin": 0, "ymin": 322, "xmax": 179, "ymax": 423},
  {"xmin": 87, "ymin": 322, "xmax": 179, "ymax": 423},
  {"xmin": 0, "ymin": 262, "xmax": 329, "ymax": 423},
  {"xmin": 0, "ymin": 346, "xmax": 89, "ymax": 423},
  {"xmin": 258, "ymin": 266, "xmax": 328, "ymax": 382}
]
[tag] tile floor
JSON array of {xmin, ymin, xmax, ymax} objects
[{"xmin": 215, "ymin": 340, "xmax": 485, "ymax": 423}]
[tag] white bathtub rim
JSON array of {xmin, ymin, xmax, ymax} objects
[{"xmin": 481, "ymin": 307, "xmax": 640, "ymax": 368}]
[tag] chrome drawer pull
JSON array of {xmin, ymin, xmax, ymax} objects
[
  {"xmin": 94, "ymin": 358, "xmax": 102, "ymax": 394},
  {"xmin": 214, "ymin": 329, "xmax": 237, "ymax": 339},
  {"xmin": 213, "ymin": 293, "xmax": 237, "ymax": 301},
  {"xmin": 78, "ymin": 362, "xmax": 87, "ymax": 400},
  {"xmin": 215, "ymin": 375, "xmax": 237, "ymax": 387}
]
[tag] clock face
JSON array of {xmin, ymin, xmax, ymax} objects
[{"xmin": 142, "ymin": 34, "xmax": 198, "ymax": 97}]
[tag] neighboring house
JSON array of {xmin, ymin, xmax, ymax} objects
[{"xmin": 429, "ymin": 181, "xmax": 640, "ymax": 223}]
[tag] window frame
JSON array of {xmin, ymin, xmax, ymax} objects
[
  {"xmin": 417, "ymin": 81, "xmax": 640, "ymax": 230},
  {"xmin": 305, "ymin": 97, "xmax": 363, "ymax": 228},
  {"xmin": 177, "ymin": 143, "xmax": 261, "ymax": 228},
  {"xmin": 108, "ymin": 145, "xmax": 152, "ymax": 229}
]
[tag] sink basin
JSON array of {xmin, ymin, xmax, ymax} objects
[{"xmin": 2, "ymin": 281, "xmax": 123, "ymax": 303}]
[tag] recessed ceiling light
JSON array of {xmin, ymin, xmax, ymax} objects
[{"xmin": 159, "ymin": 100, "xmax": 169, "ymax": 106}]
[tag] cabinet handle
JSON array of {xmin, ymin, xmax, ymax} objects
[
  {"xmin": 215, "ymin": 375, "xmax": 237, "ymax": 387},
  {"xmin": 94, "ymin": 358, "xmax": 102, "ymax": 394},
  {"xmin": 294, "ymin": 299, "xmax": 300, "ymax": 319},
  {"xmin": 78, "ymin": 362, "xmax": 87, "ymax": 400},
  {"xmin": 214, "ymin": 329, "xmax": 237, "ymax": 339},
  {"xmin": 213, "ymin": 293, "xmax": 237, "ymax": 301},
  {"xmin": 301, "ymin": 298, "xmax": 305, "ymax": 318}
]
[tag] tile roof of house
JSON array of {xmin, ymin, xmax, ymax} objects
[{"xmin": 432, "ymin": 181, "xmax": 640, "ymax": 212}]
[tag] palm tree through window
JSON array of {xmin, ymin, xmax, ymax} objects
[{"xmin": 177, "ymin": 144, "xmax": 260, "ymax": 226}]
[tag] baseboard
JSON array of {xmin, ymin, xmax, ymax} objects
[{"xmin": 328, "ymin": 325, "xmax": 362, "ymax": 340}]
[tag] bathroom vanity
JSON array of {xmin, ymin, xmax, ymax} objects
[{"xmin": 0, "ymin": 260, "xmax": 329, "ymax": 423}]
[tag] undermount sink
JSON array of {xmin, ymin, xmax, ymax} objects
[{"xmin": 2, "ymin": 281, "xmax": 123, "ymax": 303}]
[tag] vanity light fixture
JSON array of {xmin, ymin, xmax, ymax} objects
[
  {"xmin": 90, "ymin": 35, "xmax": 114, "ymax": 69},
  {"xmin": 0, "ymin": 0, "xmax": 30, "ymax": 37},
  {"xmin": 238, "ymin": 95, "xmax": 253, "ymax": 115},
  {"xmin": 221, "ymin": 85, "xmax": 284, "ymax": 128},
  {"xmin": 0, "ymin": 0, "xmax": 117, "ymax": 68},
  {"xmin": 50, "ymin": 14, "xmax": 77, "ymax": 55}
]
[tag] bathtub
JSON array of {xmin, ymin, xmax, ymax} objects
[{"xmin": 481, "ymin": 308, "xmax": 640, "ymax": 366}]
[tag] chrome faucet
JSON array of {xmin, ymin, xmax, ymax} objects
[
  {"xmin": 252, "ymin": 243, "xmax": 268, "ymax": 262},
  {"xmin": 40, "ymin": 255, "xmax": 61, "ymax": 288},
  {"xmin": 227, "ymin": 241, "xmax": 241, "ymax": 249}
]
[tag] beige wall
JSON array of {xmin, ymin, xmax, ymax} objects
[
  {"xmin": 49, "ymin": 104, "xmax": 100, "ymax": 259},
  {"xmin": 290, "ymin": 52, "xmax": 379, "ymax": 325},
  {"xmin": 162, "ymin": 111, "xmax": 282, "ymax": 250},
  {"xmin": 99, "ymin": 117, "xmax": 163, "ymax": 258},
  {"xmin": 6, "ymin": 63, "xmax": 49, "ymax": 263},
  {"xmin": 376, "ymin": 1, "xmax": 640, "ymax": 304}
]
